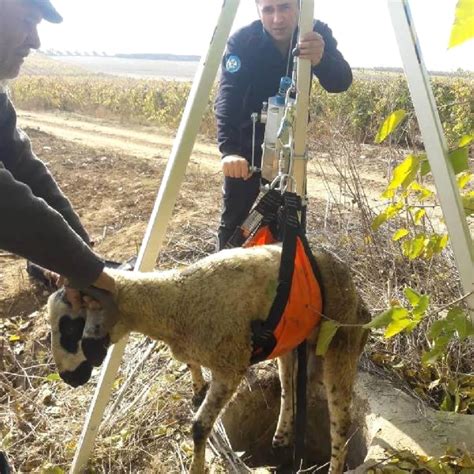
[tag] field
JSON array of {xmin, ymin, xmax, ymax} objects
[{"xmin": 0, "ymin": 54, "xmax": 473, "ymax": 472}]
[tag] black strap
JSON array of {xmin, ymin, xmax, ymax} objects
[
  {"xmin": 225, "ymin": 189, "xmax": 283, "ymax": 249},
  {"xmin": 265, "ymin": 192, "xmax": 300, "ymax": 331},
  {"xmin": 294, "ymin": 341, "xmax": 307, "ymax": 470},
  {"xmin": 250, "ymin": 192, "xmax": 301, "ymax": 364}
]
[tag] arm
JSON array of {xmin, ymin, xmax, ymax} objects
[
  {"xmin": 0, "ymin": 93, "xmax": 103, "ymax": 288},
  {"xmin": 0, "ymin": 163, "xmax": 104, "ymax": 288},
  {"xmin": 0, "ymin": 94, "xmax": 92, "ymax": 243},
  {"xmin": 214, "ymin": 33, "xmax": 252, "ymax": 158},
  {"xmin": 312, "ymin": 21, "xmax": 352, "ymax": 93}
]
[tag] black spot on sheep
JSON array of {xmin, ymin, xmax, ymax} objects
[{"xmin": 48, "ymin": 244, "xmax": 370, "ymax": 474}]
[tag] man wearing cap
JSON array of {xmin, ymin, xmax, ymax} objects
[
  {"xmin": 215, "ymin": 0, "xmax": 352, "ymax": 249},
  {"xmin": 0, "ymin": 3, "xmax": 114, "ymax": 309},
  {"xmin": 0, "ymin": 0, "xmax": 116, "ymax": 292}
]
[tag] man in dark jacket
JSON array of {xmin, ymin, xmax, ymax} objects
[
  {"xmin": 215, "ymin": 0, "xmax": 352, "ymax": 249},
  {"xmin": 0, "ymin": 0, "xmax": 115, "ymax": 312}
]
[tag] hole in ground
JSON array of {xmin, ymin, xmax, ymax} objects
[{"xmin": 221, "ymin": 367, "xmax": 369, "ymax": 473}]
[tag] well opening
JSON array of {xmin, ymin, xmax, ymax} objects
[{"xmin": 221, "ymin": 368, "xmax": 369, "ymax": 472}]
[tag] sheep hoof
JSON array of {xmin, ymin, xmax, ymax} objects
[{"xmin": 192, "ymin": 383, "xmax": 209, "ymax": 409}]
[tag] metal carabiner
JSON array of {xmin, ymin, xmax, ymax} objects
[{"xmin": 249, "ymin": 112, "xmax": 260, "ymax": 175}]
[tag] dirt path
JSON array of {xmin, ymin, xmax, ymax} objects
[
  {"xmin": 17, "ymin": 109, "xmax": 389, "ymax": 205},
  {"xmin": 18, "ymin": 110, "xmax": 220, "ymax": 163}
]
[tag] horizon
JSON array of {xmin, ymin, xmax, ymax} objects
[
  {"xmin": 38, "ymin": 51, "xmax": 473, "ymax": 76},
  {"xmin": 38, "ymin": 0, "xmax": 473, "ymax": 73}
]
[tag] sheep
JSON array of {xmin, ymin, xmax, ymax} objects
[{"xmin": 48, "ymin": 243, "xmax": 370, "ymax": 474}]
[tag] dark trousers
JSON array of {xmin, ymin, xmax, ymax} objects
[{"xmin": 218, "ymin": 174, "xmax": 261, "ymax": 250}]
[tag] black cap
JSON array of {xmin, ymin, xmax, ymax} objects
[{"xmin": 29, "ymin": 0, "xmax": 63, "ymax": 23}]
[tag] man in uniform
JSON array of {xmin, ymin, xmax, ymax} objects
[{"xmin": 215, "ymin": 0, "xmax": 352, "ymax": 249}]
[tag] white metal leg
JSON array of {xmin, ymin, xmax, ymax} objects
[
  {"xmin": 292, "ymin": 0, "xmax": 314, "ymax": 199},
  {"xmin": 388, "ymin": 0, "xmax": 473, "ymax": 317}
]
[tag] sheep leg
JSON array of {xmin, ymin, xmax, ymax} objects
[
  {"xmin": 273, "ymin": 351, "xmax": 295, "ymax": 448},
  {"xmin": 190, "ymin": 372, "xmax": 241, "ymax": 474},
  {"xmin": 187, "ymin": 362, "xmax": 209, "ymax": 408},
  {"xmin": 323, "ymin": 328, "xmax": 361, "ymax": 474}
]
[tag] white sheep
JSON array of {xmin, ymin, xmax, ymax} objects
[{"xmin": 48, "ymin": 244, "xmax": 370, "ymax": 474}]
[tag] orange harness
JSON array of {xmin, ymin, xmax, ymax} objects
[
  {"xmin": 246, "ymin": 225, "xmax": 323, "ymax": 362},
  {"xmin": 225, "ymin": 191, "xmax": 324, "ymax": 364}
]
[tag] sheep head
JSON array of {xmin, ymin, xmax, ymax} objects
[{"xmin": 47, "ymin": 287, "xmax": 121, "ymax": 387}]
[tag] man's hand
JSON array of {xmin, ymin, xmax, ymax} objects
[
  {"xmin": 222, "ymin": 155, "xmax": 251, "ymax": 179},
  {"xmin": 298, "ymin": 31, "xmax": 325, "ymax": 67},
  {"xmin": 63, "ymin": 270, "xmax": 116, "ymax": 311}
]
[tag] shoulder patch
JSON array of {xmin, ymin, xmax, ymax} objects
[{"xmin": 225, "ymin": 54, "xmax": 242, "ymax": 74}]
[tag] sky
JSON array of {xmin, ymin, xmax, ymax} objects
[{"xmin": 38, "ymin": 0, "xmax": 474, "ymax": 72}]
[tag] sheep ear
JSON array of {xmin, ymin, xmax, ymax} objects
[
  {"xmin": 79, "ymin": 287, "xmax": 118, "ymax": 367},
  {"xmin": 81, "ymin": 287, "xmax": 118, "ymax": 316},
  {"xmin": 81, "ymin": 306, "xmax": 112, "ymax": 367}
]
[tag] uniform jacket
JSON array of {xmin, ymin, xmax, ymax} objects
[
  {"xmin": 0, "ymin": 92, "xmax": 104, "ymax": 288},
  {"xmin": 215, "ymin": 20, "xmax": 352, "ymax": 165}
]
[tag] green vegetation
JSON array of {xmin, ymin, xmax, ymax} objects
[{"xmin": 11, "ymin": 70, "xmax": 473, "ymax": 146}]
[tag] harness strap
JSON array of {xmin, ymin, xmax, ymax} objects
[
  {"xmin": 265, "ymin": 192, "xmax": 300, "ymax": 331},
  {"xmin": 295, "ymin": 341, "xmax": 307, "ymax": 470},
  {"xmin": 225, "ymin": 188, "xmax": 283, "ymax": 249},
  {"xmin": 250, "ymin": 192, "xmax": 302, "ymax": 364}
]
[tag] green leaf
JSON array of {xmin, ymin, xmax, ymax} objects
[
  {"xmin": 447, "ymin": 308, "xmax": 472, "ymax": 339},
  {"xmin": 462, "ymin": 191, "xmax": 474, "ymax": 216},
  {"xmin": 440, "ymin": 392, "xmax": 454, "ymax": 411},
  {"xmin": 420, "ymin": 157, "xmax": 431, "ymax": 176},
  {"xmin": 372, "ymin": 212, "xmax": 389, "ymax": 231},
  {"xmin": 431, "ymin": 234, "xmax": 449, "ymax": 255},
  {"xmin": 413, "ymin": 209, "xmax": 426, "ymax": 224},
  {"xmin": 448, "ymin": 147, "xmax": 469, "ymax": 175},
  {"xmin": 385, "ymin": 154, "xmax": 422, "ymax": 196},
  {"xmin": 385, "ymin": 318, "xmax": 413, "ymax": 338},
  {"xmin": 402, "ymin": 235, "xmax": 426, "ymax": 260},
  {"xmin": 46, "ymin": 373, "xmax": 61, "ymax": 382},
  {"xmin": 409, "ymin": 182, "xmax": 433, "ymax": 201},
  {"xmin": 316, "ymin": 321, "xmax": 340, "ymax": 356},
  {"xmin": 458, "ymin": 133, "xmax": 473, "ymax": 147},
  {"xmin": 375, "ymin": 109, "xmax": 407, "ymax": 143},
  {"xmin": 371, "ymin": 202, "xmax": 404, "ymax": 231},
  {"xmin": 422, "ymin": 335, "xmax": 452, "ymax": 365},
  {"xmin": 393, "ymin": 229, "xmax": 409, "ymax": 241},
  {"xmin": 365, "ymin": 306, "xmax": 409, "ymax": 329},
  {"xmin": 404, "ymin": 287, "xmax": 422, "ymax": 307},
  {"xmin": 428, "ymin": 319, "xmax": 449, "ymax": 341},
  {"xmin": 449, "ymin": 0, "xmax": 474, "ymax": 48},
  {"xmin": 421, "ymin": 234, "xmax": 449, "ymax": 259},
  {"xmin": 422, "ymin": 347, "xmax": 444, "ymax": 366},
  {"xmin": 457, "ymin": 172, "xmax": 473, "ymax": 190},
  {"xmin": 412, "ymin": 295, "xmax": 430, "ymax": 320}
]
